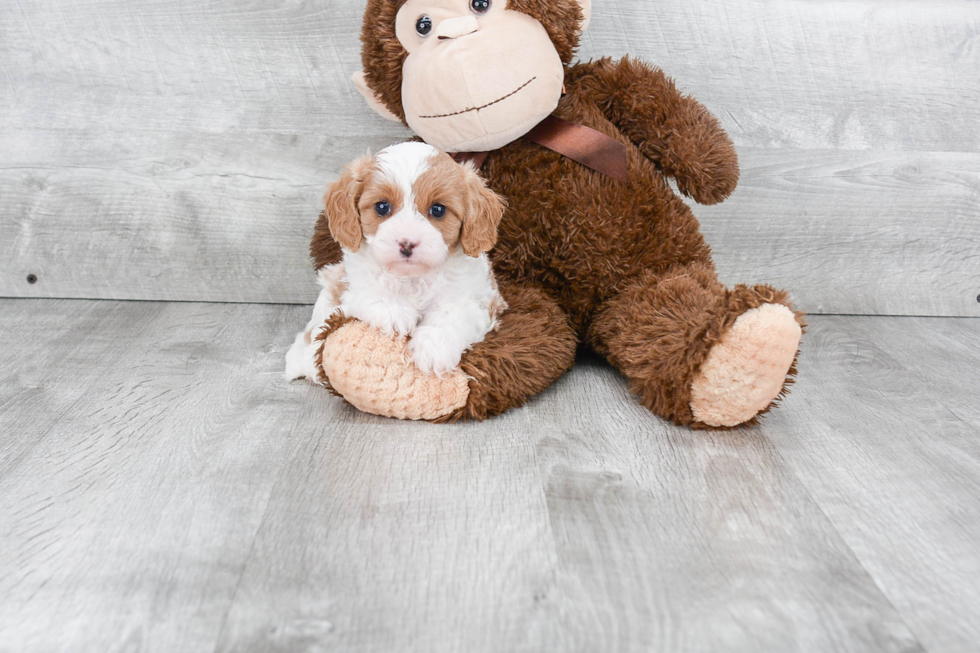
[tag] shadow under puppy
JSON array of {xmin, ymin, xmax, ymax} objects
[{"xmin": 287, "ymin": 141, "xmax": 507, "ymax": 381}]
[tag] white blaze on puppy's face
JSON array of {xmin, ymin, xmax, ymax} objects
[
  {"xmin": 325, "ymin": 141, "xmax": 505, "ymax": 277},
  {"xmin": 362, "ymin": 142, "xmax": 447, "ymax": 277}
]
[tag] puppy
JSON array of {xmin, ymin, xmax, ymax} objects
[{"xmin": 286, "ymin": 141, "xmax": 507, "ymax": 382}]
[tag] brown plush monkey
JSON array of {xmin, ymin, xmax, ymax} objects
[{"xmin": 310, "ymin": 0, "xmax": 805, "ymax": 428}]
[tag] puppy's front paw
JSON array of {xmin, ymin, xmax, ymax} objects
[
  {"xmin": 409, "ymin": 328, "xmax": 464, "ymax": 376},
  {"xmin": 385, "ymin": 303, "xmax": 420, "ymax": 337},
  {"xmin": 351, "ymin": 300, "xmax": 419, "ymax": 337}
]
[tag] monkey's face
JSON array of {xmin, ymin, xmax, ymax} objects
[{"xmin": 394, "ymin": 0, "xmax": 565, "ymax": 152}]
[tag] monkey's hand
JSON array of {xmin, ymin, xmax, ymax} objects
[{"xmin": 572, "ymin": 56, "xmax": 739, "ymax": 205}]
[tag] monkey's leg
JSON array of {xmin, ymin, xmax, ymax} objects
[
  {"xmin": 316, "ymin": 281, "xmax": 577, "ymax": 422},
  {"xmin": 442, "ymin": 281, "xmax": 578, "ymax": 421},
  {"xmin": 588, "ymin": 262, "xmax": 805, "ymax": 428}
]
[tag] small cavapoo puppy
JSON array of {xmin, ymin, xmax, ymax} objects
[{"xmin": 286, "ymin": 141, "xmax": 507, "ymax": 381}]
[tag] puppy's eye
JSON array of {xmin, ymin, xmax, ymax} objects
[
  {"xmin": 375, "ymin": 201, "xmax": 391, "ymax": 217},
  {"xmin": 416, "ymin": 15, "xmax": 432, "ymax": 36},
  {"xmin": 470, "ymin": 0, "xmax": 491, "ymax": 14},
  {"xmin": 429, "ymin": 204, "xmax": 447, "ymax": 219}
]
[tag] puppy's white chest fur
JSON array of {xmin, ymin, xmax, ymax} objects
[
  {"xmin": 285, "ymin": 250, "xmax": 505, "ymax": 381},
  {"xmin": 343, "ymin": 247, "xmax": 494, "ymax": 323},
  {"xmin": 339, "ymin": 248, "xmax": 504, "ymax": 375}
]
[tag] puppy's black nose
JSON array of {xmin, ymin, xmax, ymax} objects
[{"xmin": 399, "ymin": 240, "xmax": 417, "ymax": 258}]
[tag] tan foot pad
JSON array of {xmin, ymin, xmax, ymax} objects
[
  {"xmin": 320, "ymin": 321, "xmax": 470, "ymax": 421},
  {"xmin": 690, "ymin": 304, "xmax": 802, "ymax": 427}
]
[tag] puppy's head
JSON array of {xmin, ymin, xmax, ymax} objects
[{"xmin": 325, "ymin": 142, "xmax": 505, "ymax": 278}]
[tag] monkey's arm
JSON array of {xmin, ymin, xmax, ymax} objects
[{"xmin": 571, "ymin": 57, "xmax": 739, "ymax": 205}]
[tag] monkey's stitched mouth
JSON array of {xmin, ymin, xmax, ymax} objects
[{"xmin": 418, "ymin": 77, "xmax": 536, "ymax": 119}]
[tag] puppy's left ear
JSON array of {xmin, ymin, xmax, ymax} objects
[{"xmin": 460, "ymin": 167, "xmax": 506, "ymax": 257}]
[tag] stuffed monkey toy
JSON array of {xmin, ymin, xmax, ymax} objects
[{"xmin": 307, "ymin": 0, "xmax": 805, "ymax": 428}]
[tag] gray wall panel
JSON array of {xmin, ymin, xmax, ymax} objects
[{"xmin": 2, "ymin": 0, "xmax": 978, "ymax": 314}]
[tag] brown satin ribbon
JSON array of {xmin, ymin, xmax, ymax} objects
[
  {"xmin": 452, "ymin": 114, "xmax": 629, "ymax": 182},
  {"xmin": 451, "ymin": 150, "xmax": 490, "ymax": 170}
]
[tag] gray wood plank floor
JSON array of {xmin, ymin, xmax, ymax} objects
[{"xmin": 1, "ymin": 298, "xmax": 978, "ymax": 652}]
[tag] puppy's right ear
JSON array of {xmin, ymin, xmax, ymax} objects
[
  {"xmin": 324, "ymin": 154, "xmax": 373, "ymax": 252},
  {"xmin": 460, "ymin": 166, "xmax": 506, "ymax": 257}
]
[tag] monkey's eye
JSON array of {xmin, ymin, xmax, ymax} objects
[
  {"xmin": 429, "ymin": 204, "xmax": 447, "ymax": 219},
  {"xmin": 416, "ymin": 15, "xmax": 433, "ymax": 36},
  {"xmin": 470, "ymin": 0, "xmax": 491, "ymax": 13},
  {"xmin": 375, "ymin": 201, "xmax": 391, "ymax": 217}
]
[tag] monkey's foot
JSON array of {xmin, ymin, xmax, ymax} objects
[
  {"xmin": 318, "ymin": 320, "xmax": 469, "ymax": 421},
  {"xmin": 690, "ymin": 303, "xmax": 802, "ymax": 428}
]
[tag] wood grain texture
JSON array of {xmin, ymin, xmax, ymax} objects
[
  {"xmin": 0, "ymin": 300, "xmax": 323, "ymax": 652},
  {"xmin": 1, "ymin": 0, "xmax": 978, "ymax": 313},
  {"xmin": 6, "ymin": 298, "xmax": 980, "ymax": 652},
  {"xmin": 2, "ymin": 0, "xmax": 975, "ymax": 149},
  {"xmin": 761, "ymin": 316, "xmax": 980, "ymax": 653},
  {"xmin": 701, "ymin": 149, "xmax": 980, "ymax": 317},
  {"xmin": 213, "ymin": 374, "xmax": 924, "ymax": 653},
  {"xmin": 0, "ymin": 131, "xmax": 401, "ymax": 303},
  {"xmin": 581, "ymin": 1, "xmax": 980, "ymax": 153},
  {"xmin": 491, "ymin": 362, "xmax": 922, "ymax": 653}
]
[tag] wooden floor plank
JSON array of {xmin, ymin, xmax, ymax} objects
[
  {"xmin": 213, "ymin": 404, "xmax": 571, "ymax": 653},
  {"xmin": 0, "ymin": 300, "xmax": 166, "ymax": 479},
  {"xmin": 3, "ymin": 299, "xmax": 978, "ymax": 652},
  {"xmin": 761, "ymin": 316, "xmax": 980, "ymax": 653},
  {"xmin": 844, "ymin": 317, "xmax": 980, "ymax": 427},
  {"xmin": 215, "ymin": 343, "xmax": 922, "ymax": 651},
  {"xmin": 499, "ymin": 357, "xmax": 920, "ymax": 653},
  {"xmin": 0, "ymin": 299, "xmax": 327, "ymax": 653}
]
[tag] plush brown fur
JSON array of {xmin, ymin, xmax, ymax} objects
[
  {"xmin": 360, "ymin": 0, "xmax": 409, "ymax": 123},
  {"xmin": 311, "ymin": 0, "xmax": 804, "ymax": 426},
  {"xmin": 436, "ymin": 280, "xmax": 578, "ymax": 423}
]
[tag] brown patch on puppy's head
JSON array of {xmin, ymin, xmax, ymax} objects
[
  {"xmin": 412, "ymin": 153, "xmax": 466, "ymax": 246},
  {"xmin": 357, "ymin": 175, "xmax": 405, "ymax": 240},
  {"xmin": 413, "ymin": 153, "xmax": 505, "ymax": 257}
]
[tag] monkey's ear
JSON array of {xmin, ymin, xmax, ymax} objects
[
  {"xmin": 325, "ymin": 154, "xmax": 373, "ymax": 252},
  {"xmin": 460, "ymin": 168, "xmax": 506, "ymax": 257},
  {"xmin": 578, "ymin": 0, "xmax": 592, "ymax": 32},
  {"xmin": 352, "ymin": 71, "xmax": 401, "ymax": 123}
]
